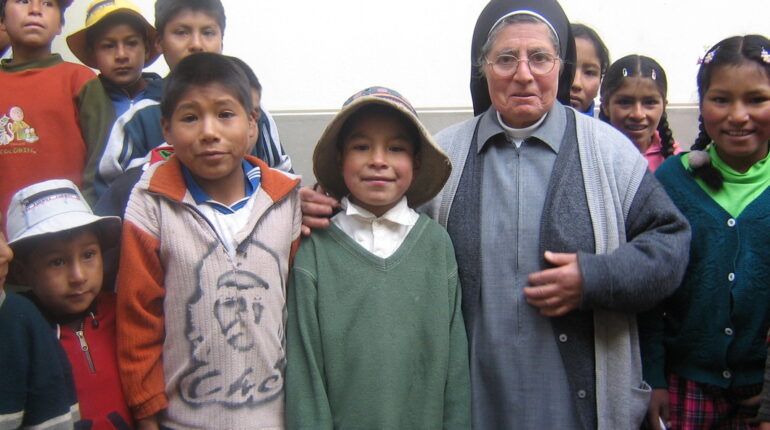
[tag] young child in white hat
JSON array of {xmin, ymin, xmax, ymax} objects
[
  {"xmin": 6, "ymin": 179, "xmax": 131, "ymax": 428},
  {"xmin": 0, "ymin": 211, "xmax": 80, "ymax": 429},
  {"xmin": 285, "ymin": 87, "xmax": 470, "ymax": 429}
]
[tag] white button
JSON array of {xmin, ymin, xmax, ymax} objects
[
  {"xmin": 727, "ymin": 218, "xmax": 736, "ymax": 227},
  {"xmin": 577, "ymin": 390, "xmax": 587, "ymax": 399},
  {"xmin": 728, "ymin": 273, "xmax": 735, "ymax": 282},
  {"xmin": 724, "ymin": 328, "xmax": 734, "ymax": 336},
  {"xmin": 722, "ymin": 370, "xmax": 732, "ymax": 379},
  {"xmin": 559, "ymin": 334, "xmax": 568, "ymax": 343}
]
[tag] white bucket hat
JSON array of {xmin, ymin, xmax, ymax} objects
[{"xmin": 6, "ymin": 179, "xmax": 121, "ymax": 250}]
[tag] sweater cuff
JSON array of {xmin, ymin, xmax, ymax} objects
[
  {"xmin": 576, "ymin": 252, "xmax": 609, "ymax": 310},
  {"xmin": 132, "ymin": 393, "xmax": 168, "ymax": 420}
]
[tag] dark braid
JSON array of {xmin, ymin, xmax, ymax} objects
[
  {"xmin": 656, "ymin": 112, "xmax": 676, "ymax": 158},
  {"xmin": 690, "ymin": 115, "xmax": 723, "ymax": 190},
  {"xmin": 692, "ymin": 115, "xmax": 712, "ymax": 151}
]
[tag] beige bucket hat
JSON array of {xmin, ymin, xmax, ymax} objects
[{"xmin": 313, "ymin": 87, "xmax": 451, "ymax": 208}]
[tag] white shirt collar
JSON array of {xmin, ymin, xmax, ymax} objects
[
  {"xmin": 332, "ymin": 196, "xmax": 420, "ymax": 259},
  {"xmin": 340, "ymin": 196, "xmax": 418, "ymax": 227}
]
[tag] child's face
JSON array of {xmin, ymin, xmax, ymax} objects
[
  {"xmin": 157, "ymin": 9, "xmax": 222, "ymax": 70},
  {"xmin": 0, "ymin": 25, "xmax": 10, "ymax": 54},
  {"xmin": 701, "ymin": 63, "xmax": 770, "ymax": 172},
  {"xmin": 21, "ymin": 229, "xmax": 103, "ymax": 318},
  {"xmin": 570, "ymin": 37, "xmax": 602, "ymax": 112},
  {"xmin": 340, "ymin": 113, "xmax": 419, "ymax": 217},
  {"xmin": 0, "ymin": 230, "xmax": 12, "ymax": 291},
  {"xmin": 92, "ymin": 22, "xmax": 147, "ymax": 89},
  {"xmin": 602, "ymin": 77, "xmax": 665, "ymax": 152},
  {"xmin": 0, "ymin": 0, "xmax": 62, "ymax": 52},
  {"xmin": 162, "ymin": 83, "xmax": 256, "ymax": 194}
]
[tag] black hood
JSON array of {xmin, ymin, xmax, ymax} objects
[{"xmin": 470, "ymin": 0, "xmax": 576, "ymax": 116}]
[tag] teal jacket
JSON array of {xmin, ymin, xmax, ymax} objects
[{"xmin": 641, "ymin": 154, "xmax": 770, "ymax": 388}]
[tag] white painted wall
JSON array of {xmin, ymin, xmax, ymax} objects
[{"xmin": 53, "ymin": 0, "xmax": 768, "ymax": 111}]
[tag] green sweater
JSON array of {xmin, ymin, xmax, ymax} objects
[
  {"xmin": 640, "ymin": 155, "xmax": 770, "ymax": 389},
  {"xmin": 286, "ymin": 214, "xmax": 470, "ymax": 430}
]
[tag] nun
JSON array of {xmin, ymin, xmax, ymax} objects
[{"xmin": 423, "ymin": 1, "xmax": 691, "ymax": 428}]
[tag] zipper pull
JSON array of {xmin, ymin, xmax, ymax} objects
[{"xmin": 75, "ymin": 329, "xmax": 96, "ymax": 373}]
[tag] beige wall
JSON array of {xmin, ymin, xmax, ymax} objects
[{"xmin": 275, "ymin": 105, "xmax": 701, "ymax": 186}]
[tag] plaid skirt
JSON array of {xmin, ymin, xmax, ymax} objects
[{"xmin": 668, "ymin": 373, "xmax": 762, "ymax": 429}]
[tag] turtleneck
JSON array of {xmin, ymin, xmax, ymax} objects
[
  {"xmin": 496, "ymin": 111, "xmax": 548, "ymax": 148},
  {"xmin": 682, "ymin": 143, "xmax": 770, "ymax": 217}
]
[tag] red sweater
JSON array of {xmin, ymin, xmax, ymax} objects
[
  {"xmin": 0, "ymin": 54, "xmax": 112, "ymax": 233},
  {"xmin": 58, "ymin": 292, "xmax": 133, "ymax": 429}
]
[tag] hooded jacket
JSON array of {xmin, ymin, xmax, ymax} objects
[{"xmin": 116, "ymin": 155, "xmax": 301, "ymax": 428}]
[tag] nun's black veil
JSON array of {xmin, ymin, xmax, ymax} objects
[{"xmin": 470, "ymin": 0, "xmax": 577, "ymax": 116}]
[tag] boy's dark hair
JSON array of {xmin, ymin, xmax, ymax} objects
[
  {"xmin": 154, "ymin": 0, "xmax": 225, "ymax": 37},
  {"xmin": 161, "ymin": 52, "xmax": 252, "ymax": 120},
  {"xmin": 691, "ymin": 34, "xmax": 770, "ymax": 190},
  {"xmin": 571, "ymin": 23, "xmax": 610, "ymax": 75},
  {"xmin": 227, "ymin": 56, "xmax": 262, "ymax": 95},
  {"xmin": 599, "ymin": 54, "xmax": 676, "ymax": 160},
  {"xmin": 85, "ymin": 13, "xmax": 149, "ymax": 50},
  {"xmin": 337, "ymin": 104, "xmax": 421, "ymax": 154},
  {"xmin": 1, "ymin": 0, "xmax": 69, "ymax": 23}
]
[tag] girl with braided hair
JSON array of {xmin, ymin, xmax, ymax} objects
[
  {"xmin": 600, "ymin": 54, "xmax": 679, "ymax": 171},
  {"xmin": 640, "ymin": 34, "xmax": 770, "ymax": 430}
]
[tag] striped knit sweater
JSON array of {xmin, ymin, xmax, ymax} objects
[{"xmin": 116, "ymin": 155, "xmax": 300, "ymax": 429}]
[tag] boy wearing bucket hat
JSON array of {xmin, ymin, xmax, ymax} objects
[
  {"xmin": 0, "ymin": 0, "xmax": 113, "ymax": 230},
  {"xmin": 0, "ymin": 213, "xmax": 80, "ymax": 430},
  {"xmin": 68, "ymin": 0, "xmax": 165, "ymax": 198},
  {"xmin": 285, "ymin": 87, "xmax": 470, "ymax": 429},
  {"xmin": 6, "ymin": 179, "xmax": 133, "ymax": 429},
  {"xmin": 67, "ymin": 0, "xmax": 162, "ymax": 120}
]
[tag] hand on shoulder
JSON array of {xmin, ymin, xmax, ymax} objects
[{"xmin": 299, "ymin": 185, "xmax": 340, "ymax": 236}]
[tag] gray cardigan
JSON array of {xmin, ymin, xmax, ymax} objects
[{"xmin": 424, "ymin": 105, "xmax": 691, "ymax": 429}]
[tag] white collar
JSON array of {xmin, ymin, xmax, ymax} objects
[
  {"xmin": 497, "ymin": 111, "xmax": 548, "ymax": 147},
  {"xmin": 340, "ymin": 196, "xmax": 418, "ymax": 227}
]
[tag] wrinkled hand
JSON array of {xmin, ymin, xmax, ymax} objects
[
  {"xmin": 523, "ymin": 251, "xmax": 582, "ymax": 317},
  {"xmin": 298, "ymin": 185, "xmax": 340, "ymax": 236},
  {"xmin": 646, "ymin": 388, "xmax": 670, "ymax": 430}
]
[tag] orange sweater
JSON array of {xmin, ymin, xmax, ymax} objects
[{"xmin": 0, "ymin": 54, "xmax": 113, "ymax": 233}]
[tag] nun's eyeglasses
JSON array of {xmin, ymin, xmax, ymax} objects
[{"xmin": 486, "ymin": 52, "xmax": 559, "ymax": 76}]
